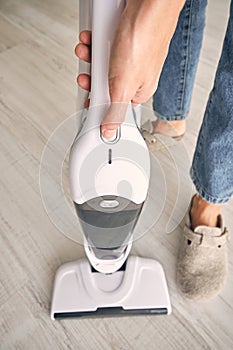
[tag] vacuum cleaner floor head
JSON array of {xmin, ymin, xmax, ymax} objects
[{"xmin": 51, "ymin": 256, "xmax": 171, "ymax": 319}]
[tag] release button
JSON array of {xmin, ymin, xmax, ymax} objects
[{"xmin": 100, "ymin": 200, "xmax": 119, "ymax": 208}]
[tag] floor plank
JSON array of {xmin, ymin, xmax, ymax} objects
[{"xmin": 0, "ymin": 0, "xmax": 232, "ymax": 349}]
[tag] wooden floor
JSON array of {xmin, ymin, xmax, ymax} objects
[{"xmin": 0, "ymin": 0, "xmax": 233, "ymax": 349}]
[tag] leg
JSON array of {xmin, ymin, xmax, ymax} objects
[
  {"xmin": 177, "ymin": 1, "xmax": 233, "ymax": 300},
  {"xmin": 150, "ymin": 0, "xmax": 207, "ymax": 138},
  {"xmin": 190, "ymin": 0, "xmax": 233, "ymax": 207}
]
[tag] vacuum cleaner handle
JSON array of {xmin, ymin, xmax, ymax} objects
[
  {"xmin": 90, "ymin": 0, "xmax": 126, "ymax": 108},
  {"xmin": 70, "ymin": 0, "xmax": 150, "ymax": 205}
]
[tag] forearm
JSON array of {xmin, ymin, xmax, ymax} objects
[
  {"xmin": 125, "ymin": 0, "xmax": 186, "ymax": 18},
  {"xmin": 105, "ymin": 0, "xmax": 186, "ymax": 133},
  {"xmin": 124, "ymin": 0, "xmax": 186, "ymax": 39},
  {"xmin": 109, "ymin": 0, "xmax": 186, "ymax": 99}
]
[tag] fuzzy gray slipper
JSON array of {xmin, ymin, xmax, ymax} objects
[{"xmin": 177, "ymin": 200, "xmax": 230, "ymax": 300}]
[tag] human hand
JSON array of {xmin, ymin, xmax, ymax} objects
[{"xmin": 75, "ymin": 0, "xmax": 185, "ymax": 138}]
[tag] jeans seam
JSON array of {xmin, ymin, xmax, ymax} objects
[
  {"xmin": 192, "ymin": 92, "xmax": 212, "ymax": 172},
  {"xmin": 179, "ymin": 0, "xmax": 194, "ymax": 115},
  {"xmin": 153, "ymin": 109, "xmax": 187, "ymax": 121},
  {"xmin": 190, "ymin": 166, "xmax": 230, "ymax": 204}
]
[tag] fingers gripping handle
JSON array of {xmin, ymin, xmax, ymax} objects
[
  {"xmin": 90, "ymin": 0, "xmax": 125, "ymax": 108},
  {"xmin": 77, "ymin": 0, "xmax": 92, "ymax": 131}
]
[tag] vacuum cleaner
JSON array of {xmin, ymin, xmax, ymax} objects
[{"xmin": 51, "ymin": 0, "xmax": 171, "ymax": 319}]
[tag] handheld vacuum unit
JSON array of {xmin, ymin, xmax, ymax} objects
[{"xmin": 50, "ymin": 0, "xmax": 171, "ymax": 319}]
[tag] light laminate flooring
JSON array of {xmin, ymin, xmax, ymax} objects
[{"xmin": 0, "ymin": 1, "xmax": 233, "ymax": 349}]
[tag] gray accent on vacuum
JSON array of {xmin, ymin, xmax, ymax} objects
[{"xmin": 74, "ymin": 196, "xmax": 143, "ymax": 257}]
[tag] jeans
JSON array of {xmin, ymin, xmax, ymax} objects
[{"xmin": 153, "ymin": 0, "xmax": 233, "ymax": 204}]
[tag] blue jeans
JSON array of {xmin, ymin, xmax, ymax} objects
[{"xmin": 153, "ymin": 0, "xmax": 233, "ymax": 204}]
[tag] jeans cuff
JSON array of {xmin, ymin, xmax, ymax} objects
[
  {"xmin": 190, "ymin": 167, "xmax": 230, "ymax": 204},
  {"xmin": 154, "ymin": 109, "xmax": 188, "ymax": 121}
]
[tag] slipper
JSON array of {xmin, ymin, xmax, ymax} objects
[
  {"xmin": 140, "ymin": 119, "xmax": 185, "ymax": 150},
  {"xmin": 176, "ymin": 196, "xmax": 230, "ymax": 300}
]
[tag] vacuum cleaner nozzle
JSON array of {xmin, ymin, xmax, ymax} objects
[{"xmin": 51, "ymin": 256, "xmax": 171, "ymax": 320}]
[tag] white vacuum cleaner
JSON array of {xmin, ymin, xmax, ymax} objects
[{"xmin": 50, "ymin": 0, "xmax": 171, "ymax": 319}]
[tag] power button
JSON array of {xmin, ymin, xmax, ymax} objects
[{"xmin": 100, "ymin": 126, "xmax": 120, "ymax": 144}]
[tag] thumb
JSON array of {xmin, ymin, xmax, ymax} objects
[
  {"xmin": 101, "ymin": 102, "xmax": 128, "ymax": 139},
  {"xmin": 101, "ymin": 78, "xmax": 132, "ymax": 139}
]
